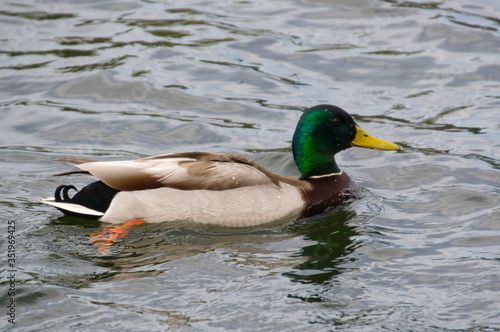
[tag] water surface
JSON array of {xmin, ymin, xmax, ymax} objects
[{"xmin": 1, "ymin": 0, "xmax": 500, "ymax": 330}]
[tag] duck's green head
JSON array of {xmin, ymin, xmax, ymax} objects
[{"xmin": 292, "ymin": 104, "xmax": 399, "ymax": 179}]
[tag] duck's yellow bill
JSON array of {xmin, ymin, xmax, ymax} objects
[{"xmin": 351, "ymin": 125, "xmax": 400, "ymax": 151}]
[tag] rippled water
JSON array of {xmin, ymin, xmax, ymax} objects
[{"xmin": 1, "ymin": 0, "xmax": 500, "ymax": 330}]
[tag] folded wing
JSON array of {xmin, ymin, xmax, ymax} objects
[{"xmin": 54, "ymin": 152, "xmax": 281, "ymax": 191}]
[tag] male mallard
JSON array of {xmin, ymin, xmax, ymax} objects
[{"xmin": 42, "ymin": 104, "xmax": 399, "ymax": 227}]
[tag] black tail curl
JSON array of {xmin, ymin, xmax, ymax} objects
[
  {"xmin": 53, "ymin": 181, "xmax": 120, "ymax": 216},
  {"xmin": 55, "ymin": 185, "xmax": 77, "ymax": 202}
]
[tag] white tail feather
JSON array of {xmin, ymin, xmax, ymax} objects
[{"xmin": 41, "ymin": 198, "xmax": 104, "ymax": 217}]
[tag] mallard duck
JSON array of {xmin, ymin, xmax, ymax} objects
[{"xmin": 42, "ymin": 104, "xmax": 399, "ymax": 227}]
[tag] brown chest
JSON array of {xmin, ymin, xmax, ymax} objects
[{"xmin": 299, "ymin": 172, "xmax": 358, "ymax": 217}]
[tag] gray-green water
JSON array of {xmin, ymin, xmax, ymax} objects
[{"xmin": 1, "ymin": 0, "xmax": 500, "ymax": 330}]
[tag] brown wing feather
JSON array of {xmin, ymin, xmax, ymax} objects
[
  {"xmin": 53, "ymin": 170, "xmax": 90, "ymax": 176},
  {"xmin": 53, "ymin": 157, "xmax": 164, "ymax": 191},
  {"xmin": 145, "ymin": 152, "xmax": 281, "ymax": 187},
  {"xmin": 53, "ymin": 158, "xmax": 98, "ymax": 164},
  {"xmin": 51, "ymin": 152, "xmax": 311, "ymax": 192}
]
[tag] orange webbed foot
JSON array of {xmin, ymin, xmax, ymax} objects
[{"xmin": 89, "ymin": 220, "xmax": 145, "ymax": 255}]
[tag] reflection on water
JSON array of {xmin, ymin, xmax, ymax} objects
[
  {"xmin": 285, "ymin": 210, "xmax": 359, "ymax": 285},
  {"xmin": 1, "ymin": 0, "xmax": 500, "ymax": 330},
  {"xmin": 49, "ymin": 207, "xmax": 360, "ymax": 287}
]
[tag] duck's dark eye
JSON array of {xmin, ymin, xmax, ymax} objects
[{"xmin": 330, "ymin": 118, "xmax": 341, "ymax": 126}]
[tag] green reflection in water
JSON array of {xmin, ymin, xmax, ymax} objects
[
  {"xmin": 0, "ymin": 10, "xmax": 76, "ymax": 20},
  {"xmin": 284, "ymin": 209, "xmax": 359, "ymax": 285}
]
